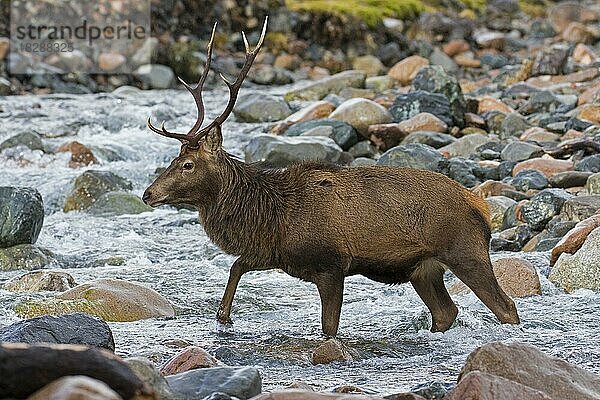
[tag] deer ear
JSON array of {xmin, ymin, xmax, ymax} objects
[{"xmin": 202, "ymin": 125, "xmax": 222, "ymax": 153}]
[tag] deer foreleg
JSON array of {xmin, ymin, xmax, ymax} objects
[{"xmin": 216, "ymin": 258, "xmax": 250, "ymax": 325}]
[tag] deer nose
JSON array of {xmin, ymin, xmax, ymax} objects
[{"xmin": 142, "ymin": 189, "xmax": 152, "ymax": 205}]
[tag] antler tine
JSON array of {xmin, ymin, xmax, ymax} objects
[
  {"xmin": 147, "ymin": 117, "xmax": 192, "ymax": 142},
  {"xmin": 180, "ymin": 21, "xmax": 218, "ymax": 136},
  {"xmin": 193, "ymin": 17, "xmax": 268, "ymax": 142}
]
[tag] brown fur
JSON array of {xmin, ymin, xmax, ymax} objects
[{"xmin": 143, "ymin": 135, "xmax": 520, "ymax": 336}]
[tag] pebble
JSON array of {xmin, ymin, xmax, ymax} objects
[
  {"xmin": 329, "ymin": 98, "xmax": 392, "ymax": 137},
  {"xmin": 412, "ymin": 66, "xmax": 466, "ymax": 127},
  {"xmin": 387, "ymin": 56, "xmax": 429, "ymax": 86},
  {"xmin": 520, "ymin": 188, "xmax": 572, "ymax": 230},
  {"xmin": 447, "ymin": 371, "xmax": 551, "ymax": 400},
  {"xmin": 311, "ymin": 339, "xmax": 354, "ymax": 365},
  {"xmin": 27, "ymin": 376, "xmax": 122, "ymax": 400},
  {"xmin": 500, "ymin": 141, "xmax": 543, "ymax": 162},
  {"xmin": 397, "ymin": 112, "xmax": 447, "ymax": 134},
  {"xmin": 352, "ymin": 55, "xmax": 385, "ymax": 77},
  {"xmin": 63, "ymin": 170, "xmax": 132, "ymax": 212},
  {"xmin": 284, "ymin": 119, "xmax": 358, "ymax": 150},
  {"xmin": 270, "ymin": 101, "xmax": 336, "ymax": 134},
  {"xmin": 438, "ymin": 134, "xmax": 493, "ymax": 158}
]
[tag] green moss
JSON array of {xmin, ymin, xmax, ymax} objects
[
  {"xmin": 519, "ymin": 0, "xmax": 547, "ymax": 16},
  {"xmin": 286, "ymin": 0, "xmax": 425, "ymax": 27},
  {"xmin": 459, "ymin": 0, "xmax": 486, "ymax": 11}
]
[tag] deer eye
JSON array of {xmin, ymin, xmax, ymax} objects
[{"xmin": 182, "ymin": 161, "xmax": 194, "ymax": 170}]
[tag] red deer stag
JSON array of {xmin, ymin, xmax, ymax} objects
[{"xmin": 143, "ymin": 18, "xmax": 520, "ymax": 336}]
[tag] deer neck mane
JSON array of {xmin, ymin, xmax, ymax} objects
[{"xmin": 198, "ymin": 151, "xmax": 289, "ymax": 264}]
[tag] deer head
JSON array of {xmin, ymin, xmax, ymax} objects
[{"xmin": 143, "ymin": 18, "xmax": 268, "ymax": 208}]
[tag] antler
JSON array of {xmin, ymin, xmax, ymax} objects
[{"xmin": 147, "ymin": 17, "xmax": 269, "ymax": 149}]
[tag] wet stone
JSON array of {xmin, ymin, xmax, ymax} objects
[
  {"xmin": 0, "ymin": 313, "xmax": 115, "ymax": 351},
  {"xmin": 63, "ymin": 171, "xmax": 132, "ymax": 212},
  {"xmin": 0, "ymin": 131, "xmax": 44, "ymax": 152},
  {"xmin": 166, "ymin": 366, "xmax": 261, "ymax": 400},
  {"xmin": 311, "ymin": 339, "xmax": 354, "ymax": 365},
  {"xmin": 3, "ymin": 270, "xmax": 76, "ymax": 292},
  {"xmin": 0, "ymin": 244, "xmax": 56, "ymax": 272},
  {"xmin": 0, "ymin": 187, "xmax": 44, "ymax": 248}
]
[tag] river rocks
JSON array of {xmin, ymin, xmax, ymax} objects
[
  {"xmin": 510, "ymin": 169, "xmax": 549, "ymax": 191},
  {"xmin": 450, "ymin": 257, "xmax": 541, "ymax": 298},
  {"xmin": 550, "ymin": 226, "xmax": 600, "ymax": 292},
  {"xmin": 27, "ymin": 376, "xmax": 122, "ymax": 400},
  {"xmin": 500, "ymin": 142, "xmax": 543, "ymax": 162},
  {"xmin": 477, "ymin": 96, "xmax": 514, "ymax": 114},
  {"xmin": 234, "ymin": 93, "xmax": 292, "ymax": 123},
  {"xmin": 377, "ymin": 144, "xmax": 443, "ymax": 171},
  {"xmin": 3, "ymin": 270, "xmax": 76, "ymax": 292},
  {"xmin": 311, "ymin": 339, "xmax": 353, "ymax": 365},
  {"xmin": 438, "ymin": 134, "xmax": 492, "ymax": 158},
  {"xmin": 397, "ymin": 112, "xmax": 447, "ymax": 134},
  {"xmin": 251, "ymin": 392, "xmax": 393, "ymax": 399},
  {"xmin": 352, "ymin": 55, "xmax": 384, "ymax": 77},
  {"xmin": 284, "ymin": 70, "xmax": 366, "ymax": 101},
  {"xmin": 549, "ymin": 171, "xmax": 593, "ymax": 189},
  {"xmin": 0, "ymin": 244, "xmax": 56, "ymax": 271},
  {"xmin": 284, "ymin": 119, "xmax": 358, "ymax": 150},
  {"xmin": 390, "ymin": 91, "xmax": 453, "ymax": 127},
  {"xmin": 0, "ymin": 187, "xmax": 44, "ymax": 248},
  {"xmin": 0, "ymin": 313, "xmax": 115, "ymax": 350},
  {"xmin": 486, "ymin": 196, "xmax": 517, "ymax": 232},
  {"xmin": 576, "ymin": 154, "xmax": 600, "ymax": 173},
  {"xmin": 56, "ymin": 141, "xmax": 98, "ymax": 168},
  {"xmin": 63, "ymin": 170, "xmax": 132, "ymax": 212},
  {"xmin": 459, "ymin": 341, "xmax": 600, "ymax": 400},
  {"xmin": 521, "ymin": 189, "xmax": 572, "ymax": 230},
  {"xmin": 166, "ymin": 366, "xmax": 261, "ymax": 400},
  {"xmin": 412, "ymin": 66, "xmax": 466, "ymax": 127},
  {"xmin": 388, "ymin": 56, "xmax": 429, "ymax": 86},
  {"xmin": 365, "ymin": 76, "xmax": 394, "ymax": 91},
  {"xmin": 561, "ymin": 195, "xmax": 600, "ymax": 221},
  {"xmin": 550, "ymin": 214, "xmax": 600, "ymax": 266},
  {"xmin": 401, "ymin": 131, "xmax": 456, "ymax": 149},
  {"xmin": 134, "ymin": 64, "xmax": 175, "ymax": 89},
  {"xmin": 126, "ymin": 357, "xmax": 177, "ymax": 400},
  {"xmin": 161, "ymin": 346, "xmax": 222, "ymax": 375},
  {"xmin": 447, "ymin": 371, "xmax": 551, "ymax": 400},
  {"xmin": 0, "ymin": 131, "xmax": 44, "ymax": 152},
  {"xmin": 87, "ymin": 191, "xmax": 153, "ymax": 216},
  {"xmin": 512, "ymin": 158, "xmax": 574, "ymax": 178},
  {"xmin": 245, "ymin": 135, "xmax": 343, "ymax": 167},
  {"xmin": 15, "ymin": 278, "xmax": 175, "ymax": 322},
  {"xmin": 329, "ymin": 98, "xmax": 392, "ymax": 137},
  {"xmin": 271, "ymin": 101, "xmax": 336, "ymax": 134}
]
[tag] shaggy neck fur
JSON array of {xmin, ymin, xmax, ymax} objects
[{"xmin": 197, "ymin": 150, "xmax": 292, "ymax": 266}]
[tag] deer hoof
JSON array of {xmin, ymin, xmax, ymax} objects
[{"xmin": 215, "ymin": 319, "xmax": 234, "ymax": 335}]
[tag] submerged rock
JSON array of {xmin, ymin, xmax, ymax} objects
[
  {"xmin": 0, "ymin": 244, "xmax": 56, "ymax": 271},
  {"xmin": 15, "ymin": 278, "xmax": 175, "ymax": 322},
  {"xmin": 3, "ymin": 270, "xmax": 76, "ymax": 292},
  {"xmin": 245, "ymin": 134, "xmax": 343, "ymax": 167},
  {"xmin": 459, "ymin": 341, "xmax": 600, "ymax": 400},
  {"xmin": 0, "ymin": 313, "xmax": 115, "ymax": 350},
  {"xmin": 166, "ymin": 366, "xmax": 261, "ymax": 400},
  {"xmin": 311, "ymin": 339, "xmax": 353, "ymax": 365},
  {"xmin": 0, "ymin": 131, "xmax": 44, "ymax": 152},
  {"xmin": 0, "ymin": 187, "xmax": 44, "ymax": 248},
  {"xmin": 550, "ymin": 226, "xmax": 600, "ymax": 292},
  {"xmin": 63, "ymin": 170, "xmax": 132, "ymax": 212}
]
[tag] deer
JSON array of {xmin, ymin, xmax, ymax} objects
[{"xmin": 142, "ymin": 18, "xmax": 520, "ymax": 337}]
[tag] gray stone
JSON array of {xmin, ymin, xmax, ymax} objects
[
  {"xmin": 390, "ymin": 90, "xmax": 453, "ymax": 127},
  {"xmin": 0, "ymin": 313, "xmax": 114, "ymax": 351},
  {"xmin": 244, "ymin": 135, "xmax": 343, "ymax": 167},
  {"xmin": 284, "ymin": 119, "xmax": 358, "ymax": 151},
  {"xmin": 511, "ymin": 169, "xmax": 549, "ymax": 191},
  {"xmin": 0, "ymin": 244, "xmax": 56, "ymax": 271},
  {"xmin": 550, "ymin": 171, "xmax": 593, "ymax": 189},
  {"xmin": 166, "ymin": 367, "xmax": 261, "ymax": 400},
  {"xmin": 521, "ymin": 189, "xmax": 572, "ymax": 230},
  {"xmin": 87, "ymin": 192, "xmax": 153, "ymax": 216},
  {"xmin": 550, "ymin": 226, "xmax": 600, "ymax": 292},
  {"xmin": 438, "ymin": 134, "xmax": 493, "ymax": 158},
  {"xmin": 587, "ymin": 173, "xmax": 600, "ymax": 194},
  {"xmin": 284, "ymin": 70, "xmax": 366, "ymax": 101},
  {"xmin": 377, "ymin": 144, "xmax": 443, "ymax": 171},
  {"xmin": 500, "ymin": 113, "xmax": 532, "ymax": 139},
  {"xmin": 351, "ymin": 157, "xmax": 377, "ymax": 166},
  {"xmin": 3, "ymin": 270, "xmax": 76, "ymax": 292},
  {"xmin": 126, "ymin": 357, "xmax": 178, "ymax": 400},
  {"xmin": 134, "ymin": 64, "xmax": 175, "ymax": 89},
  {"xmin": 233, "ymin": 93, "xmax": 292, "ymax": 123},
  {"xmin": 0, "ymin": 131, "xmax": 44, "ymax": 152},
  {"xmin": 519, "ymin": 91, "xmax": 562, "ymax": 115},
  {"xmin": 0, "ymin": 187, "xmax": 44, "ymax": 248},
  {"xmin": 428, "ymin": 47, "xmax": 458, "ymax": 72},
  {"xmin": 561, "ymin": 195, "xmax": 600, "ymax": 222},
  {"xmin": 575, "ymin": 154, "xmax": 600, "ymax": 173},
  {"xmin": 412, "ymin": 66, "xmax": 466, "ymax": 127},
  {"xmin": 501, "ymin": 141, "xmax": 543, "ymax": 162},
  {"xmin": 249, "ymin": 65, "xmax": 294, "ymax": 85},
  {"xmin": 439, "ymin": 157, "xmax": 480, "ymax": 188},
  {"xmin": 348, "ymin": 141, "xmax": 378, "ymax": 159},
  {"xmin": 401, "ymin": 131, "xmax": 456, "ymax": 149}
]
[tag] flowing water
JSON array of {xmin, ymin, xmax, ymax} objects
[{"xmin": 1, "ymin": 88, "xmax": 599, "ymax": 395}]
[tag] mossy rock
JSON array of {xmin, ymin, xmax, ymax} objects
[
  {"xmin": 15, "ymin": 278, "xmax": 176, "ymax": 322},
  {"xmin": 63, "ymin": 170, "xmax": 132, "ymax": 212},
  {"xmin": 0, "ymin": 244, "xmax": 57, "ymax": 272},
  {"xmin": 87, "ymin": 191, "xmax": 153, "ymax": 216}
]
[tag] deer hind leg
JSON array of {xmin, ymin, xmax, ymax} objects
[
  {"xmin": 410, "ymin": 258, "xmax": 458, "ymax": 332},
  {"xmin": 441, "ymin": 250, "xmax": 520, "ymax": 325}
]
